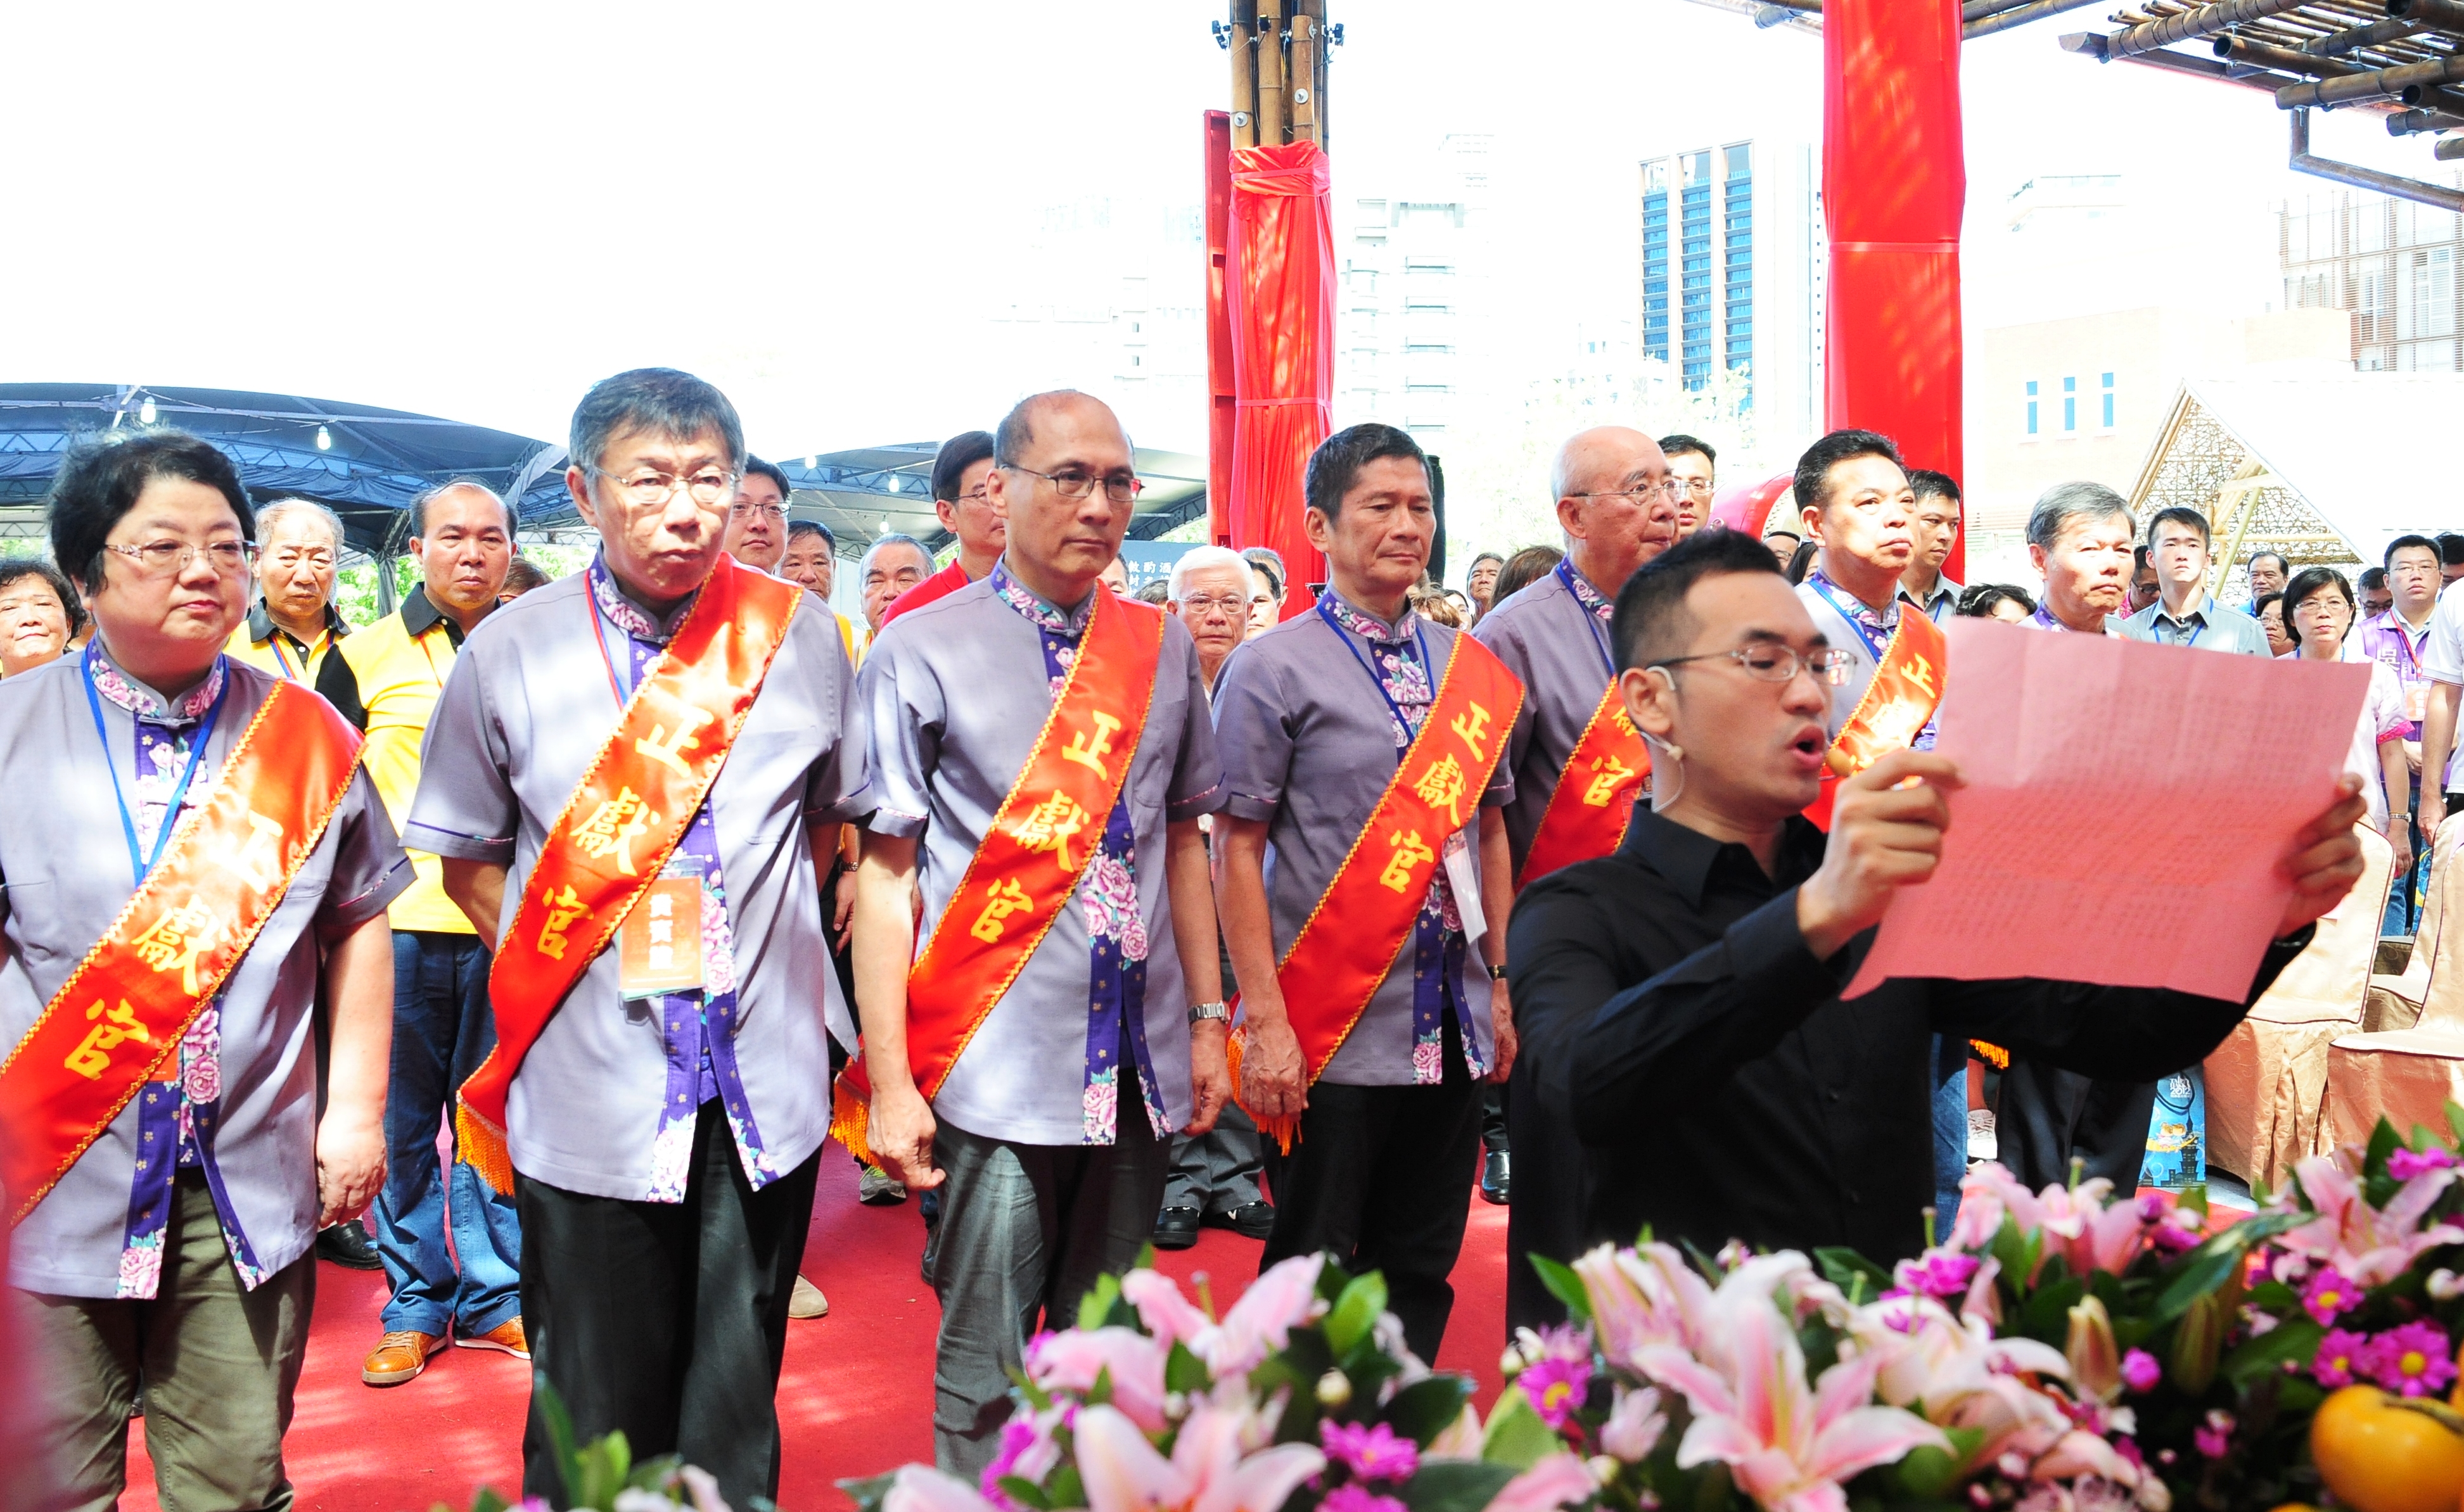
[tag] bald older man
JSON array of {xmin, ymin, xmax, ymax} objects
[{"xmin": 1472, "ymin": 426, "xmax": 1682, "ymax": 1330}]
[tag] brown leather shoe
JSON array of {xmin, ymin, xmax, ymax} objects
[
  {"xmin": 454, "ymin": 1317, "xmax": 530, "ymax": 1359},
  {"xmin": 789, "ymin": 1274, "xmax": 829, "ymax": 1319},
  {"xmin": 362, "ymin": 1330, "xmax": 444, "ymax": 1387}
]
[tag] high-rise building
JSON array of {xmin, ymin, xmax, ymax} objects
[
  {"xmin": 2280, "ymin": 177, "xmax": 2463, "ymax": 372},
  {"xmin": 1637, "ymin": 137, "xmax": 1823, "ymax": 444},
  {"xmin": 1334, "ymin": 133, "xmax": 1497, "ymax": 443}
]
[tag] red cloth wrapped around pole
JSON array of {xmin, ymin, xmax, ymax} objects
[
  {"xmin": 1823, "ymin": 0, "xmax": 1967, "ymax": 585},
  {"xmin": 1227, "ymin": 140, "xmax": 1334, "ymax": 617}
]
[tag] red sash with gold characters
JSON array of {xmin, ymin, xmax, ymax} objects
[
  {"xmin": 1518, "ymin": 682, "xmax": 1649, "ymax": 888},
  {"xmin": 456, "ymin": 559, "xmax": 801, "ymax": 1193},
  {"xmin": 831, "ymin": 588, "xmax": 1165, "ymax": 1167},
  {"xmin": 1805, "ymin": 607, "xmax": 1948, "ymax": 830},
  {"xmin": 1232, "ymin": 634, "xmax": 1522, "ymax": 1150},
  {"xmin": 0, "ymin": 682, "xmax": 362, "ymax": 1226}
]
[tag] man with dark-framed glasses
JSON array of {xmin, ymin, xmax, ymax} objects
[
  {"xmin": 1659, "ymin": 433, "xmax": 1717, "ymax": 540},
  {"xmin": 881, "ymin": 429, "xmax": 1005, "ymax": 628},
  {"xmin": 720, "ymin": 455, "xmax": 792, "ymax": 575}
]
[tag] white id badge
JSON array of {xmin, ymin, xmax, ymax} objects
[{"xmin": 1443, "ymin": 828, "xmax": 1486, "ymax": 951}]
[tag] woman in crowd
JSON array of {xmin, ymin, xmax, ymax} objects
[
  {"xmin": 1486, "ymin": 544, "xmax": 1564, "ymax": 609},
  {"xmin": 1957, "ymin": 583, "xmax": 2037, "ymax": 623},
  {"xmin": 0, "ymin": 559, "xmax": 82, "ymax": 677},
  {"xmin": 1784, "ymin": 538, "xmax": 1818, "ymax": 586},
  {"xmin": 2283, "ymin": 566, "xmax": 2411, "ymax": 870},
  {"xmin": 2255, "ymin": 590, "xmax": 2295, "ymax": 658}
]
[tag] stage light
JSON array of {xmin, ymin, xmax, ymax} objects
[
  {"xmin": 137, "ymin": 398, "xmax": 156, "ymax": 424},
  {"xmin": 315, "ymin": 426, "xmax": 333, "ymax": 450},
  {"xmin": 884, "ymin": 475, "xmax": 899, "ymax": 492}
]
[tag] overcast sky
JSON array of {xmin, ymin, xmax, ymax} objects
[{"xmin": 0, "ymin": 1, "xmax": 2432, "ymax": 457}]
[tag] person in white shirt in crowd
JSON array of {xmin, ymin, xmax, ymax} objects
[
  {"xmin": 2358, "ymin": 535, "xmax": 2446, "ymax": 932},
  {"xmin": 2282, "ymin": 566, "xmax": 2411, "ymax": 877},
  {"xmin": 2411, "ymin": 547, "xmax": 2464, "ymax": 847}
]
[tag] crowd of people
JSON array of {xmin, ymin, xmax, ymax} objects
[{"xmin": 0, "ymin": 366, "xmax": 2405, "ymax": 1512}]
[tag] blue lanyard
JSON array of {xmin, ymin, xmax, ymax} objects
[
  {"xmin": 83, "ymin": 645, "xmax": 229, "ymax": 887},
  {"xmin": 1554, "ymin": 562, "xmax": 1616, "ymax": 677},
  {"xmin": 1808, "ymin": 575, "xmax": 1894, "ymax": 664},
  {"xmin": 1315, "ymin": 595, "xmax": 1431, "ymax": 756},
  {"xmin": 1925, "ymin": 593, "xmax": 1955, "ymax": 626}
]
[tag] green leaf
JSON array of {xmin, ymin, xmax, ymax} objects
[
  {"xmin": 2367, "ymin": 1117, "xmax": 2402, "ymax": 1175},
  {"xmin": 1047, "ymin": 1466, "xmax": 1085, "ymax": 1510},
  {"xmin": 1087, "ymin": 1364, "xmax": 1116, "ymax": 1408},
  {"xmin": 466, "ymin": 1494, "xmax": 510, "ymax": 1512},
  {"xmin": 2221, "ymin": 1317, "xmax": 2325, "ymax": 1388},
  {"xmin": 628, "ymin": 1455, "xmax": 685, "ymax": 1492},
  {"xmin": 1078, "ymin": 1273, "xmax": 1125, "ymax": 1332},
  {"xmin": 1815, "ymin": 1247, "xmax": 1894, "ymax": 1302},
  {"xmin": 1326, "ymin": 1272, "xmax": 1390, "ymax": 1357},
  {"xmin": 1399, "ymin": 1460, "xmax": 1519, "ymax": 1512},
  {"xmin": 2444, "ymin": 1099, "xmax": 2464, "ymax": 1146},
  {"xmin": 2176, "ymin": 1185, "xmax": 2211, "ymax": 1221},
  {"xmin": 1479, "ymin": 1386, "xmax": 1560, "ymax": 1471},
  {"xmin": 1166, "ymin": 1339, "xmax": 1211, "ymax": 1395},
  {"xmin": 536, "ymin": 1376, "xmax": 582, "ymax": 1501},
  {"xmin": 1890, "ymin": 1427, "xmax": 1985, "ymax": 1499},
  {"xmin": 997, "ymin": 1476, "xmax": 1055, "ymax": 1511},
  {"xmin": 1384, "ymin": 1376, "xmax": 1476, "ymax": 1447},
  {"xmin": 571, "ymin": 1429, "xmax": 631, "ymax": 1511},
  {"xmin": 2147, "ymin": 1210, "xmax": 2305, "ymax": 1324},
  {"xmin": 1528, "ymin": 1253, "xmax": 1594, "ymax": 1326},
  {"xmin": 838, "ymin": 1471, "xmax": 900, "ymax": 1512}
]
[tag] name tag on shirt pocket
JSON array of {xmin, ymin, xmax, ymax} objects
[
  {"xmin": 1443, "ymin": 828, "xmax": 1485, "ymax": 948},
  {"xmin": 619, "ymin": 875, "xmax": 704, "ymax": 1000}
]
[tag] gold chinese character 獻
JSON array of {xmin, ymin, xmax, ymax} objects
[
  {"xmin": 969, "ymin": 877, "xmax": 1036, "ymax": 943},
  {"xmin": 65, "ymin": 999, "xmax": 152, "ymax": 1081},
  {"xmin": 132, "ymin": 900, "xmax": 222, "ymax": 995},
  {"xmin": 1007, "ymin": 791, "xmax": 1094, "ymax": 870},
  {"xmin": 536, "ymin": 884, "xmax": 592, "ymax": 961},
  {"xmin": 1379, "ymin": 829, "xmax": 1436, "ymax": 893},
  {"xmin": 574, "ymin": 787, "xmax": 656, "ymax": 876},
  {"xmin": 1449, "ymin": 702, "xmax": 1493, "ymax": 763},
  {"xmin": 635, "ymin": 707, "xmax": 718, "ymax": 779},
  {"xmin": 227, "ymin": 810, "xmax": 287, "ymax": 892},
  {"xmin": 1581, "ymin": 753, "xmax": 1635, "ymax": 808},
  {"xmin": 1062, "ymin": 711, "xmax": 1124, "ymax": 780},
  {"xmin": 1412, "ymin": 753, "xmax": 1468, "ymax": 827}
]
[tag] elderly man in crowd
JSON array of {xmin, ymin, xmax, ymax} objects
[
  {"xmin": 1463, "ymin": 550, "xmax": 1505, "ymax": 624},
  {"xmin": 2119, "ymin": 506, "xmax": 2272, "ymax": 657},
  {"xmin": 1659, "ymin": 434, "xmax": 1716, "ymax": 540},
  {"xmin": 782, "ymin": 519, "xmax": 859, "ymax": 666},
  {"xmin": 2245, "ymin": 550, "xmax": 2290, "ymax": 607},
  {"xmin": 405, "ymin": 369, "xmax": 861, "ymax": 1509},
  {"xmin": 1899, "ymin": 470, "xmax": 1964, "ymax": 625},
  {"xmin": 1151, "ymin": 543, "xmax": 1276, "ymax": 1250},
  {"xmin": 847, "ymin": 390, "xmax": 1226, "ymax": 1478},
  {"xmin": 1213, "ymin": 423, "xmax": 1517, "ymax": 1363},
  {"xmin": 720, "ymin": 455, "xmax": 791, "ymax": 575},
  {"xmin": 0, "ymin": 559, "xmax": 82, "ymax": 678},
  {"xmin": 2027, "ymin": 484, "xmax": 2136, "ymax": 637},
  {"xmin": 4, "ymin": 429, "xmax": 406, "ymax": 1511},
  {"xmin": 316, "ymin": 480, "xmax": 525, "ymax": 1387},
  {"xmin": 1243, "ymin": 545, "xmax": 1287, "ymax": 637},
  {"xmin": 1473, "ymin": 425, "xmax": 1678, "ymax": 1328},
  {"xmin": 881, "ymin": 430, "xmax": 1002, "ymax": 626},
  {"xmin": 861, "ymin": 533, "xmax": 935, "ymax": 637},
  {"xmin": 227, "ymin": 497, "xmax": 352, "ymax": 684}
]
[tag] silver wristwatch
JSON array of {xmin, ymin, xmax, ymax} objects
[{"xmin": 1187, "ymin": 1000, "xmax": 1230, "ymax": 1026}]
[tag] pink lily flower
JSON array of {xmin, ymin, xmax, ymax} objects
[
  {"xmin": 1636, "ymin": 1270, "xmax": 1948, "ymax": 1512},
  {"xmin": 1849, "ymin": 1295, "xmax": 2071, "ymax": 1471},
  {"xmin": 1121, "ymin": 1269, "xmax": 1215, "ymax": 1347},
  {"xmin": 1485, "ymin": 1452, "xmax": 1599, "ymax": 1512},
  {"xmin": 1025, "ymin": 1327, "xmax": 1171, "ymax": 1433},
  {"xmin": 2280, "ymin": 1149, "xmax": 2464, "ymax": 1286},
  {"xmin": 1112, "ymin": 1256, "xmax": 1328, "ymax": 1380},
  {"xmin": 884, "ymin": 1465, "xmax": 1005, "ymax": 1512},
  {"xmin": 1573, "ymin": 1242, "xmax": 1716, "ymax": 1369},
  {"xmin": 1071, "ymin": 1402, "xmax": 1325, "ymax": 1512}
]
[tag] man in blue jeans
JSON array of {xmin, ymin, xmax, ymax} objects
[{"xmin": 316, "ymin": 480, "xmax": 525, "ymax": 1384}]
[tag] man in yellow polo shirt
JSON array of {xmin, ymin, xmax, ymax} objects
[
  {"xmin": 314, "ymin": 478, "xmax": 522, "ymax": 1387},
  {"xmin": 226, "ymin": 497, "xmax": 352, "ymax": 683}
]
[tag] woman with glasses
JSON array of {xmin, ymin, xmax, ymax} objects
[
  {"xmin": 0, "ymin": 557, "xmax": 82, "ymax": 677},
  {"xmin": 2283, "ymin": 565, "xmax": 2411, "ymax": 865},
  {"xmin": 2, "ymin": 428, "xmax": 407, "ymax": 1511}
]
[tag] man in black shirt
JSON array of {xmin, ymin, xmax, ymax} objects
[{"xmin": 1506, "ymin": 530, "xmax": 2365, "ymax": 1313}]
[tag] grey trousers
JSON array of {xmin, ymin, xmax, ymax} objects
[
  {"xmin": 928, "ymin": 1105, "xmax": 1170, "ymax": 1480},
  {"xmin": 1161, "ymin": 1102, "xmax": 1264, "ymax": 1214},
  {"xmin": 13, "ymin": 1173, "xmax": 312, "ymax": 1512}
]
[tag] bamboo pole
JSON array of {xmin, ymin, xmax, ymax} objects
[
  {"xmin": 1254, "ymin": 0, "xmax": 1289, "ymax": 146},
  {"xmin": 2209, "ymin": 458, "xmax": 2267, "ymax": 602},
  {"xmin": 1230, "ymin": 0, "xmax": 1260, "ymax": 148},
  {"xmin": 1289, "ymin": 4, "xmax": 1322, "ymax": 143}
]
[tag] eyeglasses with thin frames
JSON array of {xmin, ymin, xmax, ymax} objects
[
  {"xmin": 1001, "ymin": 464, "xmax": 1144, "ymax": 505},
  {"xmin": 1569, "ymin": 478, "xmax": 1687, "ymax": 505},
  {"xmin": 729, "ymin": 501, "xmax": 787, "ymax": 521},
  {"xmin": 1650, "ymin": 643, "xmax": 1853, "ymax": 686},
  {"xmin": 1178, "ymin": 594, "xmax": 1247, "ymax": 616},
  {"xmin": 104, "ymin": 540, "xmax": 258, "ymax": 578},
  {"xmin": 589, "ymin": 466, "xmax": 740, "ymax": 508}
]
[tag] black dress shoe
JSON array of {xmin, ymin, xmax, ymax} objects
[
  {"xmin": 1152, "ymin": 1205, "xmax": 1203, "ymax": 1250},
  {"xmin": 1205, "ymin": 1201, "xmax": 1277, "ymax": 1241},
  {"xmin": 1478, "ymin": 1150, "xmax": 1511, "ymax": 1206},
  {"xmin": 317, "ymin": 1219, "xmax": 383, "ymax": 1271}
]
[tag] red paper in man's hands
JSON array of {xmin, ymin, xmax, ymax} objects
[{"xmin": 1844, "ymin": 619, "xmax": 2368, "ymax": 1001}]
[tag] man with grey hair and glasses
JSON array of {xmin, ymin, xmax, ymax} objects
[
  {"xmin": 2002, "ymin": 480, "xmax": 2166, "ymax": 1197},
  {"xmin": 226, "ymin": 497, "xmax": 351, "ymax": 684},
  {"xmin": 405, "ymin": 369, "xmax": 862, "ymax": 1509}
]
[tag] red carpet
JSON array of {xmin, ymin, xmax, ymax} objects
[{"xmin": 118, "ymin": 1157, "xmax": 1510, "ymax": 1512}]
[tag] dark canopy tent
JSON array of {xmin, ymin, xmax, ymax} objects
[
  {"xmin": 733, "ymin": 443, "xmax": 1211, "ymax": 560},
  {"xmin": 0, "ymin": 383, "xmax": 570, "ymax": 557}
]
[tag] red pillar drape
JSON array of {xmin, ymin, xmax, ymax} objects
[
  {"xmin": 1225, "ymin": 139, "xmax": 1334, "ymax": 616},
  {"xmin": 1824, "ymin": 0, "xmax": 1967, "ymax": 584},
  {"xmin": 1711, "ymin": 472, "xmax": 1796, "ymax": 538}
]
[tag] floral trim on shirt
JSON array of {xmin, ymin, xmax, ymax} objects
[
  {"xmin": 1559, "ymin": 562, "xmax": 1614, "ymax": 627},
  {"xmin": 1317, "ymin": 592, "xmax": 1487, "ymax": 1083},
  {"xmin": 991, "ymin": 561, "xmax": 1170, "ymax": 1142}
]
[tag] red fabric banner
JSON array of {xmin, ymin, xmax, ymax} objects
[
  {"xmin": 1226, "ymin": 139, "xmax": 1334, "ymax": 618},
  {"xmin": 1709, "ymin": 472, "xmax": 1796, "ymax": 538},
  {"xmin": 1823, "ymin": 0, "xmax": 1967, "ymax": 585}
]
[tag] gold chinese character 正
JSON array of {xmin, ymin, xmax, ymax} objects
[
  {"xmin": 1449, "ymin": 702, "xmax": 1493, "ymax": 763},
  {"xmin": 635, "ymin": 707, "xmax": 718, "ymax": 779},
  {"xmin": 1062, "ymin": 711, "xmax": 1124, "ymax": 779}
]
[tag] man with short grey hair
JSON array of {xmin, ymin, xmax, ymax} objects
[
  {"xmin": 405, "ymin": 369, "xmax": 862, "ymax": 1509},
  {"xmin": 860, "ymin": 533, "xmax": 934, "ymax": 635},
  {"xmin": 2246, "ymin": 549, "xmax": 2290, "ymax": 607},
  {"xmin": 227, "ymin": 497, "xmax": 351, "ymax": 683},
  {"xmin": 2024, "ymin": 482, "xmax": 2135, "ymax": 635}
]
